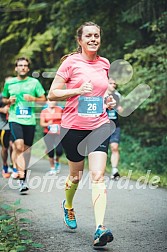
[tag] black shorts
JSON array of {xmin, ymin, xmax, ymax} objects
[
  {"xmin": 60, "ymin": 123, "xmax": 112, "ymax": 162},
  {"xmin": 9, "ymin": 122, "xmax": 35, "ymax": 147},
  {"xmin": 109, "ymin": 127, "xmax": 121, "ymax": 144},
  {"xmin": 0, "ymin": 129, "xmax": 10, "ymax": 148}
]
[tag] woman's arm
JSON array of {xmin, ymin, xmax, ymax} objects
[
  {"xmin": 40, "ymin": 115, "xmax": 52, "ymax": 128},
  {"xmin": 48, "ymin": 75, "xmax": 92, "ymax": 101}
]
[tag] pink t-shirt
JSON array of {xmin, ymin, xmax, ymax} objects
[{"xmin": 57, "ymin": 53, "xmax": 110, "ymax": 130}]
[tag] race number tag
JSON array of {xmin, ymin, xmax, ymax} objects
[
  {"xmin": 108, "ymin": 109, "xmax": 117, "ymax": 120},
  {"xmin": 48, "ymin": 124, "xmax": 60, "ymax": 134},
  {"xmin": 16, "ymin": 107, "xmax": 32, "ymax": 118},
  {"xmin": 78, "ymin": 96, "xmax": 103, "ymax": 117}
]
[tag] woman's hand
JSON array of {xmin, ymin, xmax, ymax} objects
[
  {"xmin": 47, "ymin": 120, "xmax": 53, "ymax": 126},
  {"xmin": 79, "ymin": 81, "xmax": 93, "ymax": 95}
]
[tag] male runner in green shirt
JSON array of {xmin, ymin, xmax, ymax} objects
[{"xmin": 2, "ymin": 57, "xmax": 46, "ymax": 193}]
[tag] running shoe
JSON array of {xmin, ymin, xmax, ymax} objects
[
  {"xmin": 19, "ymin": 181, "xmax": 29, "ymax": 193},
  {"xmin": 49, "ymin": 168, "xmax": 57, "ymax": 175},
  {"xmin": 62, "ymin": 200, "xmax": 77, "ymax": 229},
  {"xmin": 11, "ymin": 168, "xmax": 19, "ymax": 179},
  {"xmin": 2, "ymin": 165, "xmax": 11, "ymax": 178},
  {"xmin": 55, "ymin": 162, "xmax": 61, "ymax": 173},
  {"xmin": 110, "ymin": 172, "xmax": 120, "ymax": 180},
  {"xmin": 8, "ymin": 166, "xmax": 13, "ymax": 173},
  {"xmin": 94, "ymin": 225, "xmax": 114, "ymax": 247}
]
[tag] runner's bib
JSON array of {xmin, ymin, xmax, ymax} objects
[
  {"xmin": 108, "ymin": 109, "xmax": 117, "ymax": 120},
  {"xmin": 16, "ymin": 107, "xmax": 32, "ymax": 118},
  {"xmin": 78, "ymin": 96, "xmax": 103, "ymax": 117},
  {"xmin": 48, "ymin": 124, "xmax": 60, "ymax": 134}
]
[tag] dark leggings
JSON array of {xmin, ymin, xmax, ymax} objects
[{"xmin": 43, "ymin": 133, "xmax": 63, "ymax": 158}]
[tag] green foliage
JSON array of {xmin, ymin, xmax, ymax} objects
[
  {"xmin": 122, "ymin": 0, "xmax": 166, "ymax": 23},
  {"xmin": 106, "ymin": 131, "xmax": 167, "ymax": 187},
  {"xmin": 118, "ymin": 131, "xmax": 167, "ymax": 174},
  {"xmin": 119, "ymin": 8, "xmax": 167, "ymax": 150},
  {"xmin": 0, "ymin": 199, "xmax": 43, "ymax": 251},
  {"xmin": 18, "ymin": 29, "xmax": 55, "ymax": 58}
]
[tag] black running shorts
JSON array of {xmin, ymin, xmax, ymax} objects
[
  {"xmin": 9, "ymin": 122, "xmax": 35, "ymax": 147},
  {"xmin": 60, "ymin": 123, "xmax": 112, "ymax": 162}
]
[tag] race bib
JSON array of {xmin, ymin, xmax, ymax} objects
[
  {"xmin": 78, "ymin": 96, "xmax": 103, "ymax": 117},
  {"xmin": 108, "ymin": 109, "xmax": 117, "ymax": 120},
  {"xmin": 16, "ymin": 107, "xmax": 32, "ymax": 118},
  {"xmin": 48, "ymin": 124, "xmax": 60, "ymax": 134}
]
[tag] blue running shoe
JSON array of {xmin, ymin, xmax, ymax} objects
[
  {"xmin": 55, "ymin": 162, "xmax": 61, "ymax": 173},
  {"xmin": 11, "ymin": 168, "xmax": 19, "ymax": 179},
  {"xmin": 62, "ymin": 200, "xmax": 77, "ymax": 229},
  {"xmin": 94, "ymin": 225, "xmax": 114, "ymax": 246},
  {"xmin": 2, "ymin": 165, "xmax": 11, "ymax": 178}
]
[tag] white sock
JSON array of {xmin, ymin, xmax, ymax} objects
[{"xmin": 112, "ymin": 167, "xmax": 118, "ymax": 175}]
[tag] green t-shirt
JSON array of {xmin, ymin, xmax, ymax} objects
[{"xmin": 2, "ymin": 77, "xmax": 45, "ymax": 125}]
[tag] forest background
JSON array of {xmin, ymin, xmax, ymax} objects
[{"xmin": 0, "ymin": 0, "xmax": 166, "ymax": 186}]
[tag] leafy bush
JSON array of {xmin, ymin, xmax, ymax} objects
[
  {"xmin": 0, "ymin": 199, "xmax": 43, "ymax": 252},
  {"xmin": 116, "ymin": 131, "xmax": 167, "ymax": 174}
]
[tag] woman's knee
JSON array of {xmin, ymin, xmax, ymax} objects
[
  {"xmin": 69, "ymin": 172, "xmax": 83, "ymax": 184},
  {"xmin": 90, "ymin": 170, "xmax": 104, "ymax": 182}
]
